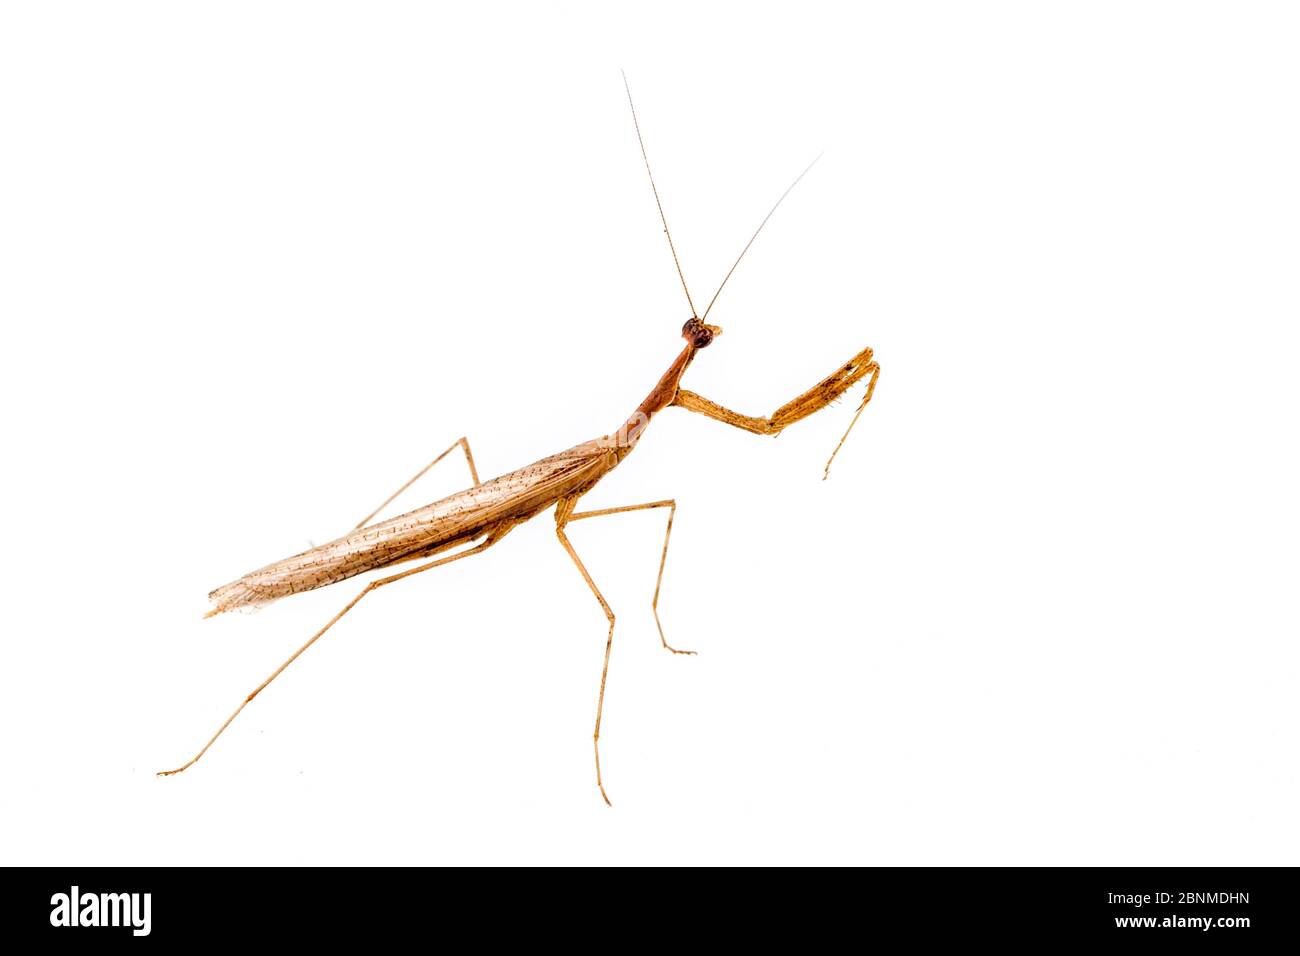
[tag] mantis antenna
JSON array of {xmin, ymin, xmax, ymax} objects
[
  {"xmin": 622, "ymin": 70, "xmax": 698, "ymax": 318},
  {"xmin": 623, "ymin": 72, "xmax": 822, "ymax": 326},
  {"xmin": 702, "ymin": 152, "xmax": 822, "ymax": 321}
]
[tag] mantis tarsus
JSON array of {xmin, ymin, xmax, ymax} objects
[{"xmin": 159, "ymin": 78, "xmax": 881, "ymax": 805}]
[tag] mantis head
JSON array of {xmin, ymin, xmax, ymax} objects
[{"xmin": 682, "ymin": 317, "xmax": 722, "ymax": 349}]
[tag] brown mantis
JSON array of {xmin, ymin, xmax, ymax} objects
[{"xmin": 159, "ymin": 77, "xmax": 881, "ymax": 805}]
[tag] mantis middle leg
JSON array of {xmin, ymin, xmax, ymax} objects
[
  {"xmin": 555, "ymin": 494, "xmax": 694, "ymax": 806},
  {"xmin": 567, "ymin": 498, "xmax": 691, "ymax": 655}
]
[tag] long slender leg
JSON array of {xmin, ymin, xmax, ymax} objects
[
  {"xmin": 823, "ymin": 366, "xmax": 879, "ymax": 479},
  {"xmin": 554, "ymin": 495, "xmax": 619, "ymax": 806},
  {"xmin": 568, "ymin": 499, "xmax": 693, "ymax": 655},
  {"xmin": 159, "ymin": 521, "xmax": 514, "ymax": 776},
  {"xmin": 352, "ymin": 436, "xmax": 481, "ymax": 531},
  {"xmin": 672, "ymin": 346, "xmax": 880, "ymax": 478}
]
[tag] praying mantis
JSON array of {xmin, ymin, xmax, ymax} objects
[{"xmin": 159, "ymin": 77, "xmax": 881, "ymax": 805}]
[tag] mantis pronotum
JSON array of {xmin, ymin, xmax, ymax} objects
[{"xmin": 159, "ymin": 77, "xmax": 881, "ymax": 804}]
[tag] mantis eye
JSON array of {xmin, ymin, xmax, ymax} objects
[{"xmin": 682, "ymin": 317, "xmax": 720, "ymax": 349}]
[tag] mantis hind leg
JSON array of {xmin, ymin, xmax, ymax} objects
[
  {"xmin": 159, "ymin": 520, "xmax": 515, "ymax": 777},
  {"xmin": 352, "ymin": 436, "xmax": 481, "ymax": 531}
]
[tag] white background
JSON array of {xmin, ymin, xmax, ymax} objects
[{"xmin": 2, "ymin": 2, "xmax": 1297, "ymax": 866}]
